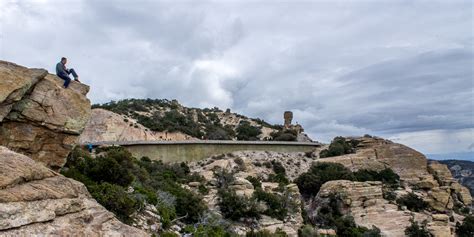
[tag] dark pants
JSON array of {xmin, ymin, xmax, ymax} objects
[{"xmin": 58, "ymin": 68, "xmax": 78, "ymax": 88}]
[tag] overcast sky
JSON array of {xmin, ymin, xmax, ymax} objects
[{"xmin": 1, "ymin": 0, "xmax": 473, "ymax": 155}]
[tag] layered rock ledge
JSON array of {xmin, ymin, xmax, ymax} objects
[
  {"xmin": 0, "ymin": 146, "xmax": 147, "ymax": 236},
  {"xmin": 0, "ymin": 61, "xmax": 91, "ymax": 170}
]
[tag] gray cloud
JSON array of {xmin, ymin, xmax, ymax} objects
[{"xmin": 1, "ymin": 0, "xmax": 472, "ymax": 154}]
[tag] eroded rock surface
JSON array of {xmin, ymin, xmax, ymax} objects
[
  {"xmin": 316, "ymin": 137, "xmax": 473, "ymax": 212},
  {"xmin": 0, "ymin": 61, "xmax": 91, "ymax": 169},
  {"xmin": 0, "ymin": 146, "xmax": 147, "ymax": 236},
  {"xmin": 308, "ymin": 180, "xmax": 457, "ymax": 237},
  {"xmin": 79, "ymin": 108, "xmax": 195, "ymax": 144}
]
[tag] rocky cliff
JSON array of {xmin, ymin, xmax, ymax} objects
[
  {"xmin": 181, "ymin": 137, "xmax": 473, "ymax": 236},
  {"xmin": 0, "ymin": 146, "xmax": 147, "ymax": 236},
  {"xmin": 92, "ymin": 99, "xmax": 313, "ymax": 142},
  {"xmin": 438, "ymin": 159, "xmax": 474, "ymax": 197},
  {"xmin": 79, "ymin": 108, "xmax": 196, "ymax": 144},
  {"xmin": 0, "ymin": 61, "xmax": 146, "ymax": 236},
  {"xmin": 0, "ymin": 61, "xmax": 91, "ymax": 170}
]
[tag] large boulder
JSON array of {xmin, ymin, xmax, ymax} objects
[
  {"xmin": 0, "ymin": 146, "xmax": 147, "ymax": 236},
  {"xmin": 0, "ymin": 61, "xmax": 91, "ymax": 170},
  {"xmin": 317, "ymin": 137, "xmax": 430, "ymax": 185}
]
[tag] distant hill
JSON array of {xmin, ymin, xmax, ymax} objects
[
  {"xmin": 437, "ymin": 159, "xmax": 474, "ymax": 196},
  {"xmin": 92, "ymin": 99, "xmax": 312, "ymax": 142},
  {"xmin": 427, "ymin": 152, "xmax": 474, "ymax": 162}
]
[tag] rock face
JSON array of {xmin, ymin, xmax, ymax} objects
[
  {"xmin": 0, "ymin": 146, "xmax": 147, "ymax": 236},
  {"xmin": 316, "ymin": 137, "xmax": 473, "ymax": 212},
  {"xmin": 79, "ymin": 108, "xmax": 196, "ymax": 144},
  {"xmin": 0, "ymin": 61, "xmax": 91, "ymax": 170},
  {"xmin": 308, "ymin": 180, "xmax": 415, "ymax": 237},
  {"xmin": 438, "ymin": 159, "xmax": 474, "ymax": 197},
  {"xmin": 317, "ymin": 137, "xmax": 430, "ymax": 184},
  {"xmin": 308, "ymin": 180, "xmax": 455, "ymax": 237},
  {"xmin": 188, "ymin": 151, "xmax": 309, "ymax": 236}
]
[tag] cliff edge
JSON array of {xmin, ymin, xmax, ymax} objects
[{"xmin": 0, "ymin": 60, "xmax": 91, "ymax": 170}]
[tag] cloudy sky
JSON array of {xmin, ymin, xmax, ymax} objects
[{"xmin": 1, "ymin": 0, "xmax": 473, "ymax": 155}]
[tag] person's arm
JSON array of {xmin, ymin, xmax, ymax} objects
[{"xmin": 56, "ymin": 63, "xmax": 69, "ymax": 76}]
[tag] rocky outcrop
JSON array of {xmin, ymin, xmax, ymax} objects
[
  {"xmin": 307, "ymin": 180, "xmax": 457, "ymax": 237},
  {"xmin": 0, "ymin": 61, "xmax": 91, "ymax": 170},
  {"xmin": 317, "ymin": 137, "xmax": 430, "ymax": 185},
  {"xmin": 438, "ymin": 159, "xmax": 474, "ymax": 197},
  {"xmin": 0, "ymin": 146, "xmax": 147, "ymax": 236},
  {"xmin": 188, "ymin": 151, "xmax": 308, "ymax": 236},
  {"xmin": 316, "ymin": 137, "xmax": 473, "ymax": 212},
  {"xmin": 79, "ymin": 108, "xmax": 196, "ymax": 144}
]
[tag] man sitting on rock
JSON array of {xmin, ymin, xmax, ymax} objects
[{"xmin": 56, "ymin": 57, "xmax": 80, "ymax": 88}]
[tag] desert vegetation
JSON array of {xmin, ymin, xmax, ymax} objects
[
  {"xmin": 92, "ymin": 99, "xmax": 281, "ymax": 141},
  {"xmin": 62, "ymin": 147, "xmax": 207, "ymax": 225}
]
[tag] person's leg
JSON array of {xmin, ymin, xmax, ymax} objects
[
  {"xmin": 69, "ymin": 68, "xmax": 79, "ymax": 79},
  {"xmin": 59, "ymin": 75, "xmax": 71, "ymax": 88}
]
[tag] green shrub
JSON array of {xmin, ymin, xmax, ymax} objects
[
  {"xmin": 62, "ymin": 146, "xmax": 207, "ymax": 225},
  {"xmin": 246, "ymin": 176, "xmax": 262, "ymax": 189},
  {"xmin": 295, "ymin": 163, "xmax": 353, "ymax": 197},
  {"xmin": 218, "ymin": 189, "xmax": 260, "ymax": 221},
  {"xmin": 246, "ymin": 229, "xmax": 288, "ymax": 237},
  {"xmin": 353, "ymin": 168, "xmax": 400, "ymax": 186},
  {"xmin": 456, "ymin": 215, "xmax": 474, "ymax": 237},
  {"xmin": 214, "ymin": 168, "xmax": 236, "ymax": 189},
  {"xmin": 319, "ymin": 137, "xmax": 358, "ymax": 158},
  {"xmin": 334, "ymin": 216, "xmax": 381, "ymax": 237},
  {"xmin": 267, "ymin": 160, "xmax": 289, "ymax": 185},
  {"xmin": 192, "ymin": 225, "xmax": 230, "ymax": 237},
  {"xmin": 271, "ymin": 130, "xmax": 297, "ymax": 141},
  {"xmin": 198, "ymin": 184, "xmax": 209, "ymax": 195},
  {"xmin": 396, "ymin": 193, "xmax": 429, "ymax": 212},
  {"xmin": 88, "ymin": 182, "xmax": 137, "ymax": 223},
  {"xmin": 383, "ymin": 189, "xmax": 397, "ymax": 201},
  {"xmin": 254, "ymin": 189, "xmax": 287, "ymax": 220},
  {"xmin": 236, "ymin": 121, "xmax": 262, "ymax": 141},
  {"xmin": 267, "ymin": 173, "xmax": 290, "ymax": 185},
  {"xmin": 157, "ymin": 203, "xmax": 176, "ymax": 229},
  {"xmin": 297, "ymin": 225, "xmax": 318, "ymax": 237},
  {"xmin": 160, "ymin": 231, "xmax": 179, "ymax": 237},
  {"xmin": 405, "ymin": 220, "xmax": 430, "ymax": 237}
]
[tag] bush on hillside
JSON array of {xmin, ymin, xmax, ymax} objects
[
  {"xmin": 88, "ymin": 182, "xmax": 137, "ymax": 223},
  {"xmin": 405, "ymin": 220, "xmax": 430, "ymax": 237},
  {"xmin": 62, "ymin": 146, "xmax": 207, "ymax": 224},
  {"xmin": 295, "ymin": 163, "xmax": 354, "ymax": 197},
  {"xmin": 217, "ymin": 189, "xmax": 260, "ymax": 221},
  {"xmin": 236, "ymin": 121, "xmax": 262, "ymax": 141},
  {"xmin": 296, "ymin": 162, "xmax": 400, "ymax": 198},
  {"xmin": 246, "ymin": 229, "xmax": 288, "ymax": 237},
  {"xmin": 396, "ymin": 193, "xmax": 429, "ymax": 212},
  {"xmin": 456, "ymin": 215, "xmax": 474, "ymax": 237},
  {"xmin": 254, "ymin": 188, "xmax": 288, "ymax": 220},
  {"xmin": 94, "ymin": 98, "xmax": 283, "ymax": 141},
  {"xmin": 266, "ymin": 160, "xmax": 289, "ymax": 185},
  {"xmin": 246, "ymin": 176, "xmax": 262, "ymax": 189},
  {"xmin": 319, "ymin": 136, "xmax": 359, "ymax": 158},
  {"xmin": 270, "ymin": 129, "xmax": 297, "ymax": 141},
  {"xmin": 353, "ymin": 168, "xmax": 400, "ymax": 186},
  {"xmin": 314, "ymin": 194, "xmax": 381, "ymax": 237}
]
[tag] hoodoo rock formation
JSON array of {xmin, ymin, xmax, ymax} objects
[{"xmin": 0, "ymin": 61, "xmax": 91, "ymax": 170}]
